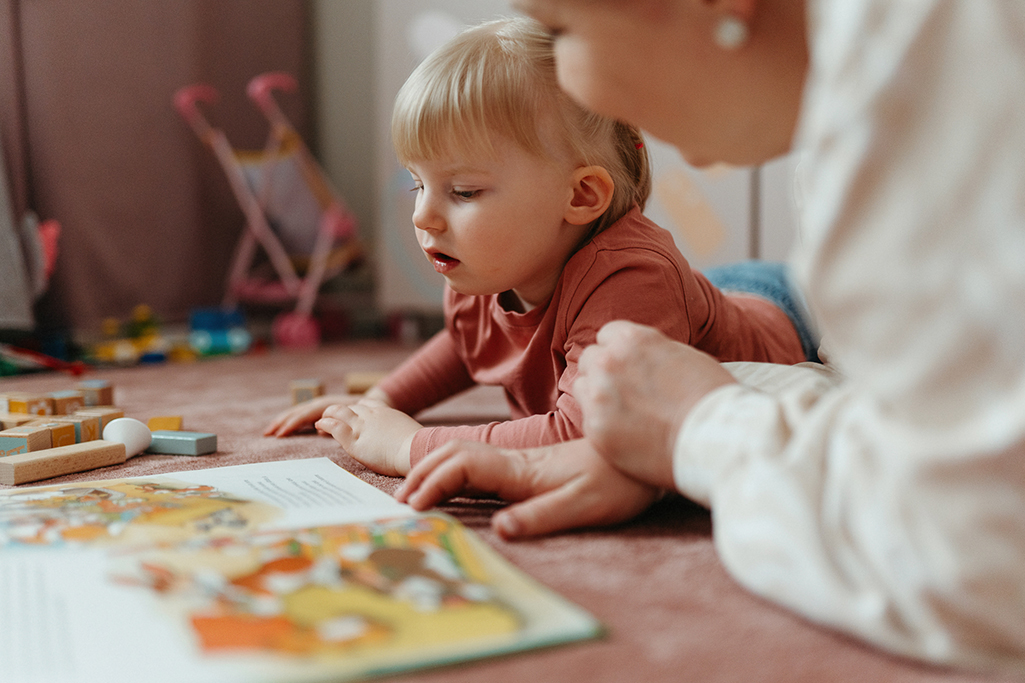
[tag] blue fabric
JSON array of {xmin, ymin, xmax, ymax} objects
[{"xmin": 704, "ymin": 260, "xmax": 820, "ymax": 363}]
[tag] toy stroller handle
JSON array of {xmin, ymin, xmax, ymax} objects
[
  {"xmin": 174, "ymin": 83, "xmax": 220, "ymax": 142},
  {"xmin": 247, "ymin": 72, "xmax": 297, "ymax": 127}
]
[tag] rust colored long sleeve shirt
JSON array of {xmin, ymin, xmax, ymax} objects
[{"xmin": 378, "ymin": 207, "xmax": 803, "ymax": 465}]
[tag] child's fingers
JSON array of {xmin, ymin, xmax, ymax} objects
[
  {"xmin": 320, "ymin": 404, "xmax": 357, "ymax": 427},
  {"xmin": 274, "ymin": 412, "xmax": 314, "ymax": 437},
  {"xmin": 314, "ymin": 415, "xmax": 353, "ymax": 446},
  {"xmin": 263, "ymin": 404, "xmax": 301, "ymax": 436},
  {"xmin": 264, "ymin": 395, "xmax": 357, "ymax": 437},
  {"xmin": 262, "ymin": 419, "xmax": 283, "ymax": 436},
  {"xmin": 267, "ymin": 406, "xmax": 318, "ymax": 437}
]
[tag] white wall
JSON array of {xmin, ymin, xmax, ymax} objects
[{"xmin": 313, "ymin": 1, "xmax": 800, "ymax": 314}]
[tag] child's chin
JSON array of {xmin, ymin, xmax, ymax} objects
[{"xmin": 446, "ymin": 281, "xmax": 499, "ymax": 298}]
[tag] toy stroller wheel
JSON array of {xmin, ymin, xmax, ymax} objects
[{"xmin": 272, "ymin": 313, "xmax": 320, "ymax": 350}]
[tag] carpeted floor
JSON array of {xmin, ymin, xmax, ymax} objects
[{"xmin": 0, "ymin": 341, "xmax": 1010, "ymax": 683}]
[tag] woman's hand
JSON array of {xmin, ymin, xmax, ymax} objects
[
  {"xmin": 394, "ymin": 438, "xmax": 660, "ymax": 539},
  {"xmin": 316, "ymin": 399, "xmax": 419, "ymax": 476},
  {"xmin": 575, "ymin": 320, "xmax": 736, "ymax": 488}
]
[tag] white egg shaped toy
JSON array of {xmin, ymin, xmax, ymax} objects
[{"xmin": 103, "ymin": 417, "xmax": 152, "ymax": 458}]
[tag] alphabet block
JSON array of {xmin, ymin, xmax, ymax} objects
[
  {"xmin": 0, "ymin": 424, "xmax": 52, "ymax": 456},
  {"xmin": 0, "ymin": 440, "xmax": 127, "ymax": 485},
  {"xmin": 75, "ymin": 407, "xmax": 125, "ymax": 431},
  {"xmin": 50, "ymin": 414, "xmax": 101, "ymax": 443},
  {"xmin": 25, "ymin": 420, "xmax": 77, "ymax": 448},
  {"xmin": 77, "ymin": 379, "xmax": 114, "ymax": 407},
  {"xmin": 290, "ymin": 379, "xmax": 325, "ymax": 405},
  {"xmin": 0, "ymin": 412, "xmax": 36, "ymax": 429},
  {"xmin": 4, "ymin": 392, "xmax": 54, "ymax": 416},
  {"xmin": 49, "ymin": 390, "xmax": 85, "ymax": 415}
]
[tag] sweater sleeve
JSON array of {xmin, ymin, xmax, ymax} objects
[
  {"xmin": 375, "ymin": 329, "xmax": 475, "ymax": 417},
  {"xmin": 671, "ymin": 1, "xmax": 1025, "ymax": 673}
]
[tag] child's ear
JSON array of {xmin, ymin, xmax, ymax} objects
[{"xmin": 564, "ymin": 166, "xmax": 614, "ymax": 226}]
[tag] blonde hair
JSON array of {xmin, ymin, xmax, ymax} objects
[{"xmin": 392, "ymin": 16, "xmax": 651, "ymax": 239}]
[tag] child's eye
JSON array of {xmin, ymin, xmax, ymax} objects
[
  {"xmin": 452, "ymin": 189, "xmax": 481, "ymax": 200},
  {"xmin": 410, "ymin": 182, "xmax": 423, "ymax": 193}
]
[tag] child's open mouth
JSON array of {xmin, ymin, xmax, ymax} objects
[{"xmin": 427, "ymin": 250, "xmax": 460, "ymax": 274}]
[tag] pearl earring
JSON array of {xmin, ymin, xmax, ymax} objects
[{"xmin": 714, "ymin": 15, "xmax": 749, "ymax": 50}]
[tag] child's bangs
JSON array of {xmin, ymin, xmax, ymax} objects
[
  {"xmin": 392, "ymin": 28, "xmax": 546, "ymax": 163},
  {"xmin": 392, "ymin": 81, "xmax": 496, "ymax": 162}
]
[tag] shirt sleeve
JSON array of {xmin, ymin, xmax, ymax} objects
[
  {"xmin": 670, "ymin": 0, "xmax": 1025, "ymax": 673},
  {"xmin": 375, "ymin": 329, "xmax": 476, "ymax": 416}
]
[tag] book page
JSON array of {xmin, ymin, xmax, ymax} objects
[
  {"xmin": 0, "ymin": 458, "xmax": 600, "ymax": 683},
  {"xmin": 0, "ymin": 458, "xmax": 408, "ymax": 549}
]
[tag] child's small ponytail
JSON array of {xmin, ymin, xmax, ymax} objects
[{"xmin": 615, "ymin": 121, "xmax": 652, "ymax": 212}]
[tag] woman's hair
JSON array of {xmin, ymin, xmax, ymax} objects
[{"xmin": 392, "ymin": 16, "xmax": 651, "ymax": 239}]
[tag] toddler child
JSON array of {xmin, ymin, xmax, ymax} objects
[{"xmin": 264, "ymin": 16, "xmax": 814, "ymax": 476}]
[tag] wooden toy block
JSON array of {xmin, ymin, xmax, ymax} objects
[
  {"xmin": 77, "ymin": 379, "xmax": 114, "ymax": 407},
  {"xmin": 49, "ymin": 390, "xmax": 85, "ymax": 415},
  {"xmin": 75, "ymin": 406, "xmax": 125, "ymax": 431},
  {"xmin": 344, "ymin": 371, "xmax": 389, "ymax": 395},
  {"xmin": 5, "ymin": 392, "xmax": 54, "ymax": 415},
  {"xmin": 290, "ymin": 379, "xmax": 325, "ymax": 405},
  {"xmin": 25, "ymin": 419, "xmax": 77, "ymax": 448},
  {"xmin": 146, "ymin": 430, "xmax": 217, "ymax": 456},
  {"xmin": 0, "ymin": 412, "xmax": 37, "ymax": 429},
  {"xmin": 0, "ymin": 439, "xmax": 127, "ymax": 485},
  {"xmin": 0, "ymin": 424, "xmax": 52, "ymax": 456},
  {"xmin": 147, "ymin": 415, "xmax": 183, "ymax": 431},
  {"xmin": 50, "ymin": 414, "xmax": 101, "ymax": 443}
]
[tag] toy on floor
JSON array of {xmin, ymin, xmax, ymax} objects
[
  {"xmin": 87, "ymin": 305, "xmax": 171, "ymax": 366},
  {"xmin": 103, "ymin": 417, "xmax": 152, "ymax": 456},
  {"xmin": 0, "ymin": 441, "xmax": 127, "ymax": 485},
  {"xmin": 0, "ymin": 381, "xmax": 218, "ymax": 485},
  {"xmin": 78, "ymin": 378, "xmax": 114, "ymax": 406},
  {"xmin": 289, "ymin": 378, "xmax": 324, "ymax": 405},
  {"xmin": 175, "ymin": 72, "xmax": 363, "ymax": 350},
  {"xmin": 147, "ymin": 430, "xmax": 217, "ymax": 456},
  {"xmin": 189, "ymin": 307, "xmax": 252, "ymax": 357},
  {"xmin": 0, "ymin": 342, "xmax": 88, "ymax": 376},
  {"xmin": 148, "ymin": 415, "xmax": 184, "ymax": 431}
]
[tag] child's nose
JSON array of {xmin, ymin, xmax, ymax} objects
[{"xmin": 412, "ymin": 193, "xmax": 444, "ymax": 232}]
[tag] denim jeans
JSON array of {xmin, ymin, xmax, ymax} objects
[{"xmin": 704, "ymin": 260, "xmax": 820, "ymax": 362}]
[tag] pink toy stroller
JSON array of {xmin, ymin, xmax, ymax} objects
[{"xmin": 174, "ymin": 72, "xmax": 361, "ymax": 349}]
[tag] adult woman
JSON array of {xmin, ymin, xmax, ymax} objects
[{"xmin": 396, "ymin": 0, "xmax": 1025, "ymax": 674}]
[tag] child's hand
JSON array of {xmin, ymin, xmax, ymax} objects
[
  {"xmin": 316, "ymin": 399, "xmax": 420, "ymax": 477},
  {"xmin": 263, "ymin": 394, "xmax": 358, "ymax": 437}
]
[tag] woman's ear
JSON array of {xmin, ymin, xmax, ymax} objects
[
  {"xmin": 564, "ymin": 165, "xmax": 615, "ymax": 226},
  {"xmin": 700, "ymin": 0, "xmax": 758, "ymax": 21}
]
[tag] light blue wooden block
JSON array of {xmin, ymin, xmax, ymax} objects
[{"xmin": 145, "ymin": 430, "xmax": 217, "ymax": 456}]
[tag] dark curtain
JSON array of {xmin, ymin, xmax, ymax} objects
[{"xmin": 1, "ymin": 0, "xmax": 310, "ymax": 334}]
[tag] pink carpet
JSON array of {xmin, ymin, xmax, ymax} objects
[{"xmin": 0, "ymin": 341, "xmax": 1010, "ymax": 683}]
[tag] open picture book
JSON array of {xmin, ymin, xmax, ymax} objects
[{"xmin": 0, "ymin": 458, "xmax": 601, "ymax": 683}]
